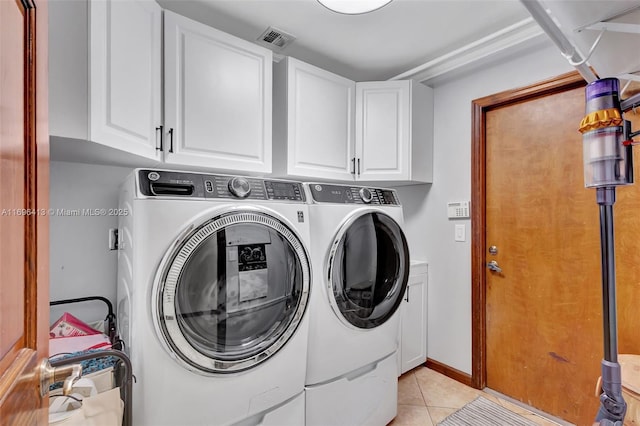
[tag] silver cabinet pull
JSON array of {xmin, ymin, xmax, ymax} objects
[{"xmin": 487, "ymin": 260, "xmax": 502, "ymax": 273}]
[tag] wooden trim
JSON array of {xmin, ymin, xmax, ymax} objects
[
  {"xmin": 471, "ymin": 100, "xmax": 486, "ymax": 390},
  {"xmin": 426, "ymin": 358, "xmax": 473, "ymax": 387},
  {"xmin": 470, "ymin": 70, "xmax": 587, "ymax": 391},
  {"xmin": 472, "ymin": 70, "xmax": 586, "ymax": 109},
  {"xmin": 23, "ymin": 0, "xmax": 37, "ymax": 350}
]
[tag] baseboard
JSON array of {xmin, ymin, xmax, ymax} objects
[{"xmin": 425, "ymin": 358, "xmax": 474, "ymax": 388}]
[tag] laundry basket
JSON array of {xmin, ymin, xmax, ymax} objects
[
  {"xmin": 619, "ymin": 354, "xmax": 640, "ymax": 426},
  {"xmin": 48, "ymin": 297, "xmax": 132, "ymax": 426}
]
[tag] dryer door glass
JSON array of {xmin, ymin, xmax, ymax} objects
[
  {"xmin": 329, "ymin": 212, "xmax": 409, "ymax": 329},
  {"xmin": 156, "ymin": 211, "xmax": 310, "ymax": 374}
]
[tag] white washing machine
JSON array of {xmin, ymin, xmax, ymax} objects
[
  {"xmin": 116, "ymin": 169, "xmax": 312, "ymax": 426},
  {"xmin": 303, "ymin": 183, "xmax": 410, "ymax": 426}
]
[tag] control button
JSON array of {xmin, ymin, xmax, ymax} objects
[
  {"xmin": 359, "ymin": 187, "xmax": 373, "ymax": 203},
  {"xmin": 148, "ymin": 171, "xmax": 160, "ymax": 181},
  {"xmin": 204, "ymin": 180, "xmax": 214, "ymax": 193},
  {"xmin": 228, "ymin": 177, "xmax": 251, "ymax": 198}
]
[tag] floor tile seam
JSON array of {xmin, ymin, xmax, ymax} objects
[
  {"xmin": 398, "ymin": 402, "xmax": 429, "ymax": 408},
  {"xmin": 411, "ymin": 372, "xmax": 429, "ymax": 407},
  {"xmin": 414, "ymin": 372, "xmax": 442, "ymax": 426}
]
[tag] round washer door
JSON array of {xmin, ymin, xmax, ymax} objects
[
  {"xmin": 155, "ymin": 210, "xmax": 311, "ymax": 374},
  {"xmin": 328, "ymin": 210, "xmax": 409, "ymax": 329}
]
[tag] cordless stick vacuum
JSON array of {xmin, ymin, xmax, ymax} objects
[{"xmin": 579, "ymin": 78, "xmax": 640, "ymax": 426}]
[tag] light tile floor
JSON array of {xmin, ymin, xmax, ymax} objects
[{"xmin": 389, "ymin": 367, "xmax": 570, "ymax": 426}]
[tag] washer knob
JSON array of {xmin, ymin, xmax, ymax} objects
[
  {"xmin": 359, "ymin": 187, "xmax": 373, "ymax": 203},
  {"xmin": 228, "ymin": 177, "xmax": 251, "ymax": 198}
]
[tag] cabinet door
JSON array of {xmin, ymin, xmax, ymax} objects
[
  {"xmin": 356, "ymin": 81, "xmax": 410, "ymax": 181},
  {"xmin": 400, "ymin": 274, "xmax": 427, "ymax": 374},
  {"xmin": 164, "ymin": 11, "xmax": 272, "ymax": 173},
  {"xmin": 286, "ymin": 58, "xmax": 355, "ymax": 180},
  {"xmin": 90, "ymin": 0, "xmax": 162, "ymax": 160}
]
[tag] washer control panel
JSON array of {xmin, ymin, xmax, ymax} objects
[
  {"xmin": 308, "ymin": 183, "xmax": 400, "ymax": 205},
  {"xmin": 138, "ymin": 170, "xmax": 305, "ymax": 202}
]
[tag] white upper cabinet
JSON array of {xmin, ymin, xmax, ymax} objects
[
  {"xmin": 273, "ymin": 57, "xmax": 356, "ymax": 181},
  {"xmin": 49, "ymin": 0, "xmax": 162, "ymax": 162},
  {"xmin": 356, "ymin": 80, "xmax": 433, "ymax": 183},
  {"xmin": 164, "ymin": 11, "xmax": 272, "ymax": 173},
  {"xmin": 274, "ymin": 57, "xmax": 433, "ymax": 183},
  {"xmin": 356, "ymin": 81, "xmax": 410, "ymax": 181}
]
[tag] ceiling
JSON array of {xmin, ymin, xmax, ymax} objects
[{"xmin": 157, "ymin": 0, "xmax": 532, "ymax": 81}]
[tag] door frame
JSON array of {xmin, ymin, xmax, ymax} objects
[{"xmin": 470, "ymin": 71, "xmax": 586, "ymax": 389}]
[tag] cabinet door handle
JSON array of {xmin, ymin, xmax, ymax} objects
[
  {"xmin": 357, "ymin": 158, "xmax": 361, "ymax": 176},
  {"xmin": 168, "ymin": 128, "xmax": 174, "ymax": 153},
  {"xmin": 351, "ymin": 157, "xmax": 356, "ymax": 174},
  {"xmin": 155, "ymin": 125, "xmax": 164, "ymax": 151}
]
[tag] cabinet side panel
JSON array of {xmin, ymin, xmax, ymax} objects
[
  {"xmin": 49, "ymin": 0, "xmax": 88, "ymax": 140},
  {"xmin": 272, "ymin": 59, "xmax": 288, "ymax": 177},
  {"xmin": 411, "ymin": 83, "xmax": 433, "ymax": 183}
]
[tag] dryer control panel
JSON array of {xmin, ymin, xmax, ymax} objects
[
  {"xmin": 138, "ymin": 170, "xmax": 305, "ymax": 202},
  {"xmin": 308, "ymin": 183, "xmax": 400, "ymax": 205}
]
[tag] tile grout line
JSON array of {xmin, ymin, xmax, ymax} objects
[{"xmin": 413, "ymin": 371, "xmax": 439, "ymax": 426}]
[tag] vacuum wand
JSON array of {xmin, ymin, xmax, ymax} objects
[
  {"xmin": 579, "ymin": 78, "xmax": 632, "ymax": 426},
  {"xmin": 595, "ymin": 188, "xmax": 625, "ymax": 425}
]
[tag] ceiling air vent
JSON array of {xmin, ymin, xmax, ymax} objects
[{"xmin": 257, "ymin": 26, "xmax": 296, "ymax": 51}]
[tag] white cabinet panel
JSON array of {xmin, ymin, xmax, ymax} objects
[
  {"xmin": 90, "ymin": 0, "xmax": 162, "ymax": 160},
  {"xmin": 273, "ymin": 57, "xmax": 355, "ymax": 180},
  {"xmin": 50, "ymin": 0, "xmax": 162, "ymax": 163},
  {"xmin": 164, "ymin": 11, "xmax": 272, "ymax": 173},
  {"xmin": 356, "ymin": 81, "xmax": 410, "ymax": 181},
  {"xmin": 399, "ymin": 262, "xmax": 428, "ymax": 375},
  {"xmin": 356, "ymin": 80, "xmax": 432, "ymax": 183}
]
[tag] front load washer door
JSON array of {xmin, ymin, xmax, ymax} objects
[
  {"xmin": 155, "ymin": 210, "xmax": 310, "ymax": 374},
  {"xmin": 328, "ymin": 210, "xmax": 409, "ymax": 329}
]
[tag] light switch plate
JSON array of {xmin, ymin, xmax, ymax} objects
[{"xmin": 455, "ymin": 224, "xmax": 466, "ymax": 242}]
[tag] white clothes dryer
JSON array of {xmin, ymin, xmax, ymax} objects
[
  {"xmin": 303, "ymin": 183, "xmax": 410, "ymax": 426},
  {"xmin": 116, "ymin": 169, "xmax": 312, "ymax": 426}
]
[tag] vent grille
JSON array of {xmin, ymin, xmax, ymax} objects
[{"xmin": 257, "ymin": 26, "xmax": 296, "ymax": 50}]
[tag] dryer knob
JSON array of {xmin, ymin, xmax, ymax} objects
[
  {"xmin": 228, "ymin": 177, "xmax": 251, "ymax": 198},
  {"xmin": 359, "ymin": 187, "xmax": 373, "ymax": 204}
]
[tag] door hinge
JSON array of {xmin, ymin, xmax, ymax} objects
[{"xmin": 108, "ymin": 228, "xmax": 119, "ymax": 250}]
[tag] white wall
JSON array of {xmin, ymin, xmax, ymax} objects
[
  {"xmin": 395, "ymin": 41, "xmax": 573, "ymax": 374},
  {"xmin": 49, "ymin": 161, "xmax": 134, "ymax": 324}
]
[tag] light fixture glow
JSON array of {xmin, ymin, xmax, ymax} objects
[{"xmin": 317, "ymin": 0, "xmax": 393, "ymax": 15}]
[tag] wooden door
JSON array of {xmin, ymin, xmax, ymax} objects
[
  {"xmin": 0, "ymin": 0, "xmax": 50, "ymax": 423},
  {"xmin": 472, "ymin": 73, "xmax": 640, "ymax": 425}
]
